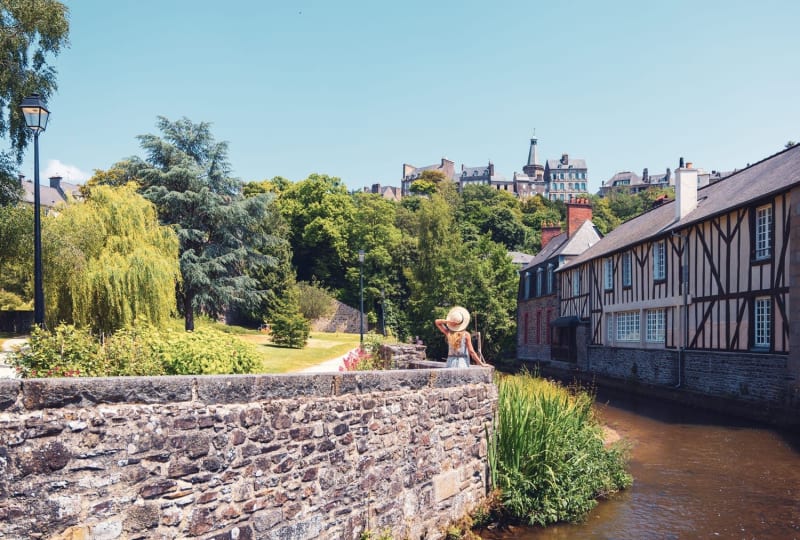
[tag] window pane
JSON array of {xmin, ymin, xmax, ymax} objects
[
  {"xmin": 646, "ymin": 309, "xmax": 665, "ymax": 342},
  {"xmin": 616, "ymin": 311, "xmax": 640, "ymax": 342},
  {"xmin": 622, "ymin": 253, "xmax": 632, "ymax": 286},
  {"xmin": 653, "ymin": 241, "xmax": 665, "ymax": 280},
  {"xmin": 755, "ymin": 205, "xmax": 772, "ymax": 260},
  {"xmin": 755, "ymin": 297, "xmax": 771, "ymax": 347}
]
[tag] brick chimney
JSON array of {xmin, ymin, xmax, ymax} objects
[
  {"xmin": 566, "ymin": 197, "xmax": 593, "ymax": 238},
  {"xmin": 541, "ymin": 221, "xmax": 563, "ymax": 248}
]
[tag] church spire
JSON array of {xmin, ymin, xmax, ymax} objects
[{"xmin": 522, "ymin": 132, "xmax": 545, "ymax": 180}]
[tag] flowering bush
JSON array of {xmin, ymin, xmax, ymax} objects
[{"xmin": 339, "ymin": 347, "xmax": 379, "ymax": 371}]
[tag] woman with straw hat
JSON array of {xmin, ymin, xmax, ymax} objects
[{"xmin": 434, "ymin": 306, "xmax": 489, "ymax": 368}]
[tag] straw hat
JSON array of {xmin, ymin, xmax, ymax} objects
[{"xmin": 445, "ymin": 306, "xmax": 471, "ymax": 332}]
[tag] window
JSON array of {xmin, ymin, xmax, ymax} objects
[
  {"xmin": 523, "ymin": 312, "xmax": 529, "ymax": 344},
  {"xmin": 646, "ymin": 309, "xmax": 665, "ymax": 342},
  {"xmin": 653, "ymin": 241, "xmax": 666, "ymax": 280},
  {"xmin": 535, "ymin": 310, "xmax": 541, "ymax": 344},
  {"xmin": 546, "ymin": 309, "xmax": 552, "ymax": 344},
  {"xmin": 547, "ymin": 263, "xmax": 554, "ymax": 294},
  {"xmin": 622, "ymin": 252, "xmax": 632, "ymax": 287},
  {"xmin": 616, "ymin": 311, "xmax": 640, "ymax": 342},
  {"xmin": 524, "ymin": 271, "xmax": 530, "ymax": 299},
  {"xmin": 755, "ymin": 205, "xmax": 772, "ymax": 260},
  {"xmin": 536, "ymin": 268, "xmax": 543, "ymax": 296},
  {"xmin": 572, "ymin": 270, "xmax": 581, "ymax": 296},
  {"xmin": 604, "ymin": 258, "xmax": 613, "ymax": 290},
  {"xmin": 754, "ymin": 297, "xmax": 771, "ymax": 348},
  {"xmin": 606, "ymin": 313, "xmax": 614, "ymax": 343}
]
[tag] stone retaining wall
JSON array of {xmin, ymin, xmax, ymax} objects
[{"xmin": 0, "ymin": 368, "xmax": 496, "ymax": 540}]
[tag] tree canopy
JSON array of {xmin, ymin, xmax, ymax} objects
[
  {"xmin": 107, "ymin": 117, "xmax": 283, "ymax": 331},
  {"xmin": 0, "ymin": 0, "xmax": 69, "ymax": 160},
  {"xmin": 42, "ymin": 184, "xmax": 180, "ymax": 333}
]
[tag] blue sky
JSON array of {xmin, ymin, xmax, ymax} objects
[{"xmin": 17, "ymin": 0, "xmax": 800, "ymax": 193}]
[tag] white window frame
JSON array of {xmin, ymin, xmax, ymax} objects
[
  {"xmin": 622, "ymin": 252, "xmax": 632, "ymax": 287},
  {"xmin": 572, "ymin": 270, "xmax": 581, "ymax": 296},
  {"xmin": 653, "ymin": 241, "xmax": 666, "ymax": 280},
  {"xmin": 607, "ymin": 313, "xmax": 614, "ymax": 344},
  {"xmin": 754, "ymin": 297, "xmax": 771, "ymax": 348},
  {"xmin": 646, "ymin": 309, "xmax": 665, "ymax": 343},
  {"xmin": 604, "ymin": 258, "xmax": 613, "ymax": 290},
  {"xmin": 755, "ymin": 205, "xmax": 772, "ymax": 260},
  {"xmin": 616, "ymin": 311, "xmax": 640, "ymax": 342},
  {"xmin": 547, "ymin": 264, "xmax": 554, "ymax": 294}
]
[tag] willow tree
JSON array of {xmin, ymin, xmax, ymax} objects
[{"xmin": 42, "ymin": 184, "xmax": 180, "ymax": 333}]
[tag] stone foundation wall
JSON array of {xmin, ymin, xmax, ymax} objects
[{"xmin": 0, "ymin": 368, "xmax": 496, "ymax": 540}]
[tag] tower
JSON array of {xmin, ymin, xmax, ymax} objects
[{"xmin": 522, "ymin": 136, "xmax": 545, "ymax": 180}]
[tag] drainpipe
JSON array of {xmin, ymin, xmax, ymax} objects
[{"xmin": 671, "ymin": 231, "xmax": 689, "ymax": 388}]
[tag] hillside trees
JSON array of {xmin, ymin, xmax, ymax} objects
[
  {"xmin": 115, "ymin": 117, "xmax": 283, "ymax": 331},
  {"xmin": 279, "ymin": 173, "xmax": 355, "ymax": 291},
  {"xmin": 42, "ymin": 184, "xmax": 180, "ymax": 333}
]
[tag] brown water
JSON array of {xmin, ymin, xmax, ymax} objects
[{"xmin": 482, "ymin": 389, "xmax": 800, "ymax": 540}]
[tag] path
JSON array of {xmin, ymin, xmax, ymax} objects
[
  {"xmin": 296, "ymin": 348, "xmax": 359, "ymax": 373},
  {"xmin": 0, "ymin": 337, "xmax": 27, "ymax": 379}
]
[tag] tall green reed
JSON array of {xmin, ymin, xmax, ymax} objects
[{"xmin": 487, "ymin": 371, "xmax": 632, "ymax": 526}]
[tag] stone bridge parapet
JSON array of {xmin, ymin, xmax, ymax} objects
[{"xmin": 0, "ymin": 365, "xmax": 496, "ymax": 540}]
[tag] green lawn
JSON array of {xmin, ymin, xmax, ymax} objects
[{"xmin": 238, "ymin": 332, "xmax": 362, "ymax": 373}]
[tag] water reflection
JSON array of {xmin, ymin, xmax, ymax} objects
[{"xmin": 482, "ymin": 387, "xmax": 800, "ymax": 539}]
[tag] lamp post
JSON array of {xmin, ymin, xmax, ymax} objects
[
  {"xmin": 20, "ymin": 94, "xmax": 50, "ymax": 328},
  {"xmin": 358, "ymin": 250, "xmax": 365, "ymax": 347}
]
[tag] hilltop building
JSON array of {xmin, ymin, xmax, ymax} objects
[
  {"xmin": 19, "ymin": 175, "xmax": 80, "ymax": 210},
  {"xmin": 545, "ymin": 153, "xmax": 588, "ymax": 202}
]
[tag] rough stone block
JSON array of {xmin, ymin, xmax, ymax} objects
[
  {"xmin": 0, "ymin": 379, "xmax": 20, "ymax": 410},
  {"xmin": 21, "ymin": 376, "xmax": 193, "ymax": 410},
  {"xmin": 432, "ymin": 469, "xmax": 460, "ymax": 502}
]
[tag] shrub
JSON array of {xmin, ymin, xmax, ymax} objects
[
  {"xmin": 12, "ymin": 325, "xmax": 101, "ymax": 378},
  {"xmin": 487, "ymin": 371, "xmax": 632, "ymax": 526},
  {"xmin": 270, "ymin": 310, "xmax": 310, "ymax": 348},
  {"xmin": 12, "ymin": 323, "xmax": 260, "ymax": 377},
  {"xmin": 160, "ymin": 328, "xmax": 257, "ymax": 375},
  {"xmin": 296, "ymin": 279, "xmax": 335, "ymax": 321},
  {"xmin": 0, "ymin": 289, "xmax": 28, "ymax": 310}
]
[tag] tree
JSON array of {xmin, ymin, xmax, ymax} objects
[
  {"xmin": 243, "ymin": 176, "xmax": 291, "ymax": 197},
  {"xmin": 0, "ymin": 151, "xmax": 21, "ymax": 205},
  {"xmin": 0, "ymin": 0, "xmax": 69, "ymax": 160},
  {"xmin": 122, "ymin": 117, "xmax": 281, "ymax": 331},
  {"xmin": 278, "ymin": 173, "xmax": 355, "ymax": 291},
  {"xmin": 409, "ymin": 170, "xmax": 450, "ymax": 196},
  {"xmin": 42, "ymin": 184, "xmax": 180, "ymax": 333},
  {"xmin": 786, "ymin": 141, "xmax": 797, "ymax": 149},
  {"xmin": 0, "ymin": 203, "xmax": 32, "ymax": 298}
]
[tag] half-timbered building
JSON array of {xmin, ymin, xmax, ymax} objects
[
  {"xmin": 517, "ymin": 198, "xmax": 601, "ymax": 364},
  {"xmin": 556, "ymin": 145, "xmax": 800, "ymax": 422}
]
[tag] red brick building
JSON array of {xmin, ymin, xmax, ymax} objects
[{"xmin": 517, "ymin": 198, "xmax": 601, "ymax": 363}]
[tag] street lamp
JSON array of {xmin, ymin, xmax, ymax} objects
[
  {"xmin": 358, "ymin": 250, "xmax": 365, "ymax": 347},
  {"xmin": 20, "ymin": 94, "xmax": 50, "ymax": 328}
]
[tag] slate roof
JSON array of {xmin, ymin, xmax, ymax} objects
[
  {"xmin": 561, "ymin": 144, "xmax": 800, "ymax": 270},
  {"xmin": 522, "ymin": 220, "xmax": 602, "ymax": 272},
  {"xmin": 547, "ymin": 158, "xmax": 587, "ymax": 170},
  {"xmin": 508, "ymin": 251, "xmax": 535, "ymax": 266},
  {"xmin": 20, "ymin": 180, "xmax": 80, "ymax": 208},
  {"xmin": 461, "ymin": 166, "xmax": 490, "ymax": 177},
  {"xmin": 604, "ymin": 171, "xmax": 642, "ymax": 188}
]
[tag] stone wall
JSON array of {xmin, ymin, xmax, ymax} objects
[
  {"xmin": 310, "ymin": 301, "xmax": 364, "ymax": 334},
  {"xmin": 0, "ymin": 368, "xmax": 496, "ymax": 540},
  {"xmin": 586, "ymin": 346, "xmax": 789, "ymax": 404}
]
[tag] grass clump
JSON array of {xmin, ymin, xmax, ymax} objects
[{"xmin": 487, "ymin": 371, "xmax": 632, "ymax": 526}]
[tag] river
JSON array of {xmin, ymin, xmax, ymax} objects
[{"xmin": 481, "ymin": 388, "xmax": 800, "ymax": 539}]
